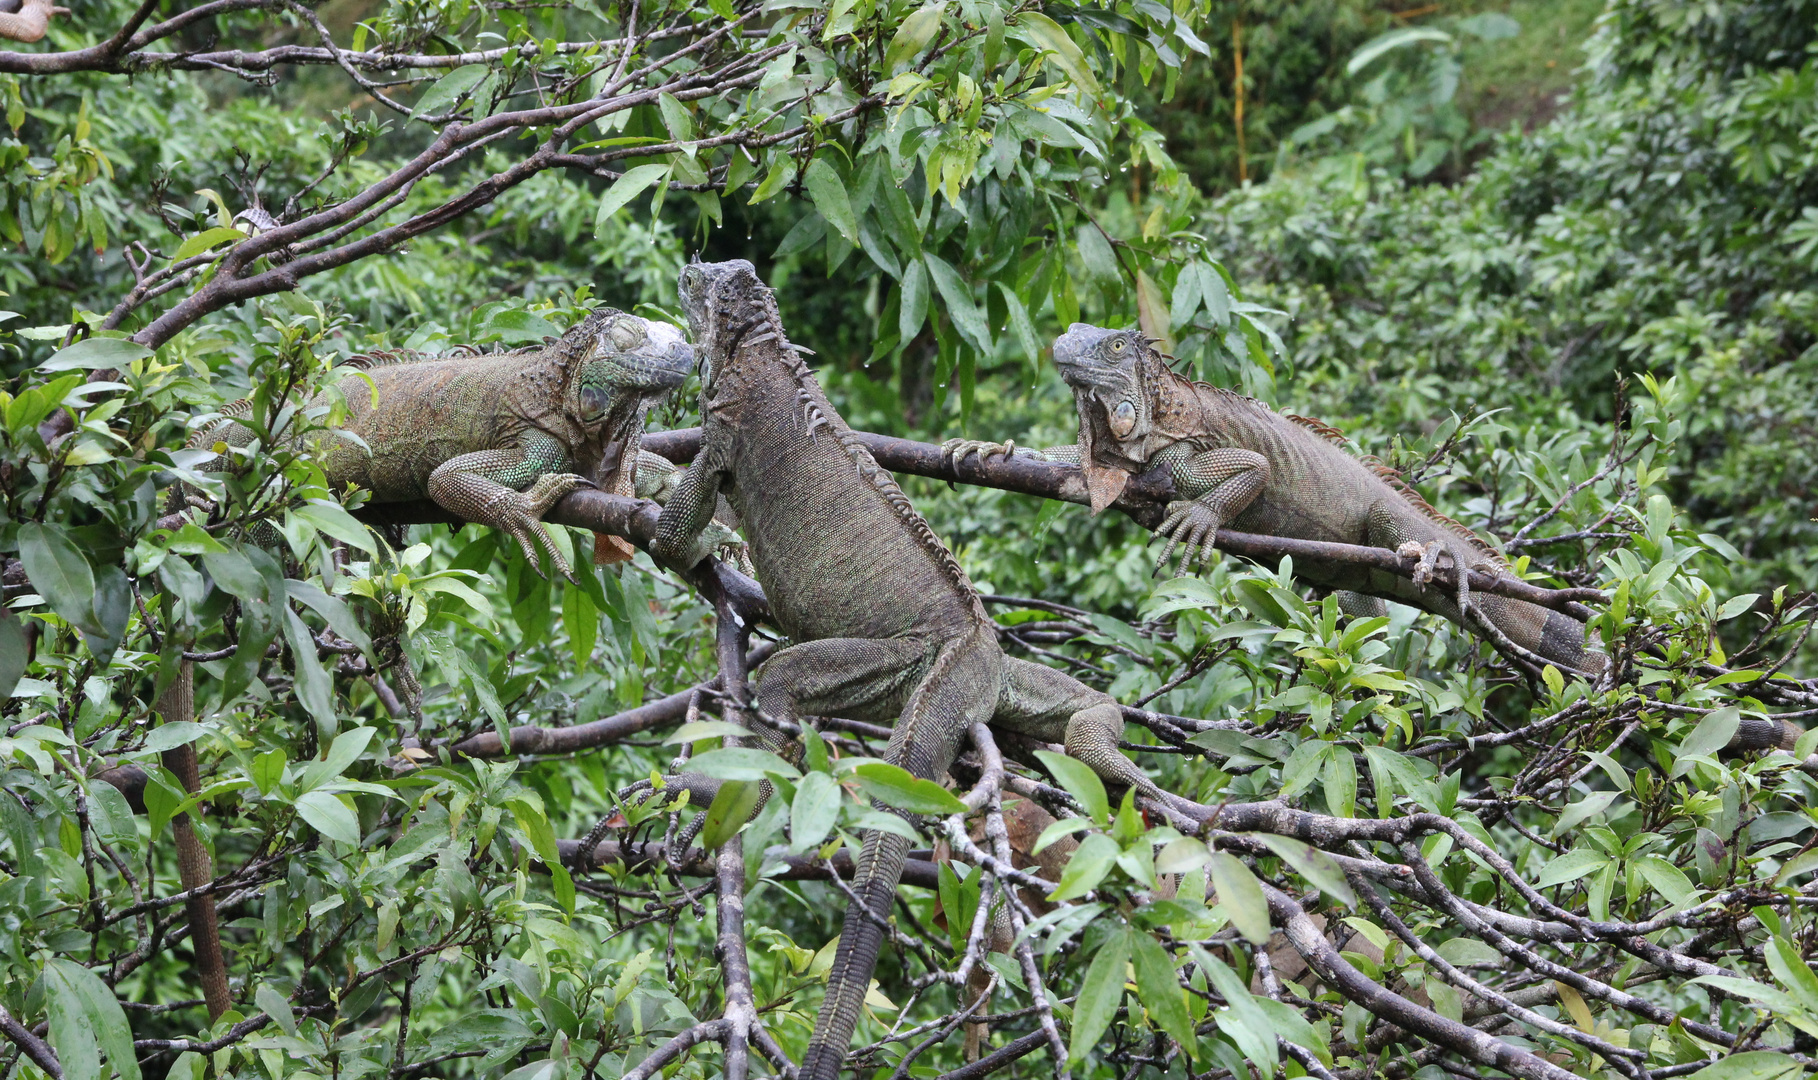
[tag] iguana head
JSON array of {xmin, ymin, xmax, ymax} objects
[
  {"xmin": 677, "ymin": 258, "xmax": 770, "ymax": 390},
  {"xmin": 1051, "ymin": 323, "xmax": 1167, "ymax": 514},
  {"xmin": 563, "ymin": 309, "xmax": 692, "ymax": 514},
  {"xmin": 572, "ymin": 311, "xmax": 693, "ymax": 425}
]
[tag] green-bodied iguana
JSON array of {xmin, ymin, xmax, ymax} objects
[
  {"xmin": 947, "ymin": 323, "xmax": 1802, "ymax": 752},
  {"xmin": 649, "ymin": 263, "xmax": 1173, "ymax": 1080},
  {"xmin": 188, "ymin": 307, "xmax": 710, "ymax": 577}
]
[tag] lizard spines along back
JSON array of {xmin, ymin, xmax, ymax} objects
[{"xmin": 736, "ymin": 280, "xmax": 992, "ymax": 626}]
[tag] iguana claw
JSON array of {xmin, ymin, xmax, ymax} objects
[
  {"xmin": 940, "ymin": 438, "xmax": 1028, "ymax": 465},
  {"xmin": 509, "ymin": 472, "xmax": 591, "ymax": 580},
  {"xmin": 1152, "ymin": 499, "xmax": 1222, "ymax": 578}
]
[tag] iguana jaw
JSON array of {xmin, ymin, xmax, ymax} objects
[{"xmin": 1054, "ymin": 323, "xmax": 1153, "ymax": 514}]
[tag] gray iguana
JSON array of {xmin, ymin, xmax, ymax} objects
[
  {"xmin": 188, "ymin": 307, "xmax": 717, "ymax": 576},
  {"xmin": 947, "ymin": 324, "xmax": 1803, "ymax": 752},
  {"xmin": 649, "ymin": 263, "xmax": 1173, "ymax": 1080}
]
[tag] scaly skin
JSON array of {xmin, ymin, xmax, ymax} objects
[
  {"xmin": 651, "ymin": 262, "xmax": 1170, "ymax": 1080},
  {"xmin": 189, "ymin": 308, "xmax": 703, "ymax": 576},
  {"xmin": 949, "ymin": 324, "xmax": 1803, "ymax": 752}
]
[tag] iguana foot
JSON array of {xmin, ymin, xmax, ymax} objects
[
  {"xmin": 1153, "ymin": 500, "xmax": 1222, "ymax": 578},
  {"xmin": 699, "ymin": 520, "xmax": 756, "ymax": 576},
  {"xmin": 941, "ymin": 438, "xmax": 1032, "ymax": 465},
  {"xmin": 505, "ymin": 473, "xmax": 591, "ymax": 580}
]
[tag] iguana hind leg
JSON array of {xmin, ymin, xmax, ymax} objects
[
  {"xmin": 995, "ymin": 657, "xmax": 1167, "ymax": 802},
  {"xmin": 801, "ymin": 633, "xmax": 1003, "ymax": 1080}
]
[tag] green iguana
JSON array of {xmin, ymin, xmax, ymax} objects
[
  {"xmin": 649, "ymin": 262, "xmax": 1173, "ymax": 1080},
  {"xmin": 188, "ymin": 307, "xmax": 709, "ymax": 577},
  {"xmin": 947, "ymin": 324, "xmax": 1803, "ymax": 752}
]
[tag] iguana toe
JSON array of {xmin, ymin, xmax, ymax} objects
[{"xmin": 941, "ymin": 438, "xmax": 1017, "ymax": 465}]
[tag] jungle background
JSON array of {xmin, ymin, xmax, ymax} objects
[{"xmin": 2, "ymin": 0, "xmax": 1817, "ymax": 1078}]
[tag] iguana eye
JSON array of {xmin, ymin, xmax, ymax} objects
[
  {"xmin": 680, "ymin": 266, "xmax": 704, "ymax": 292},
  {"xmin": 607, "ymin": 319, "xmax": 642, "ymax": 352},
  {"xmin": 579, "ymin": 383, "xmax": 610, "ymax": 419},
  {"xmin": 1111, "ymin": 338, "xmax": 1127, "ymax": 353},
  {"xmin": 1110, "ymin": 399, "xmax": 1137, "ymax": 437}
]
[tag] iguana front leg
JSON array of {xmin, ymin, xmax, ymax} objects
[
  {"xmin": 1151, "ymin": 443, "xmax": 1269, "ymax": 577},
  {"xmin": 426, "ymin": 433, "xmax": 586, "ymax": 579},
  {"xmin": 635, "ymin": 450, "xmax": 753, "ymax": 574},
  {"xmin": 649, "ymin": 443, "xmax": 736, "ymax": 572}
]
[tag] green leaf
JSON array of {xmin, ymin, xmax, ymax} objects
[
  {"xmin": 885, "ymin": 2, "xmax": 945, "ymax": 73},
  {"xmin": 1016, "ymin": 11, "xmax": 1101, "ymax": 97},
  {"xmin": 252, "ymin": 748, "xmax": 286, "ymax": 796},
  {"xmin": 594, "ymin": 163, "xmax": 670, "ymax": 236},
  {"xmin": 283, "ymin": 608, "xmax": 339, "ymax": 733},
  {"xmin": 143, "ymin": 767, "xmax": 185, "ymax": 842},
  {"xmin": 139, "ymin": 721, "xmax": 205, "ymax": 756},
  {"xmin": 293, "ymin": 501, "xmax": 379, "ymax": 554},
  {"xmin": 1130, "ymin": 931, "xmax": 1195, "ymax": 1057},
  {"xmin": 790, "ymin": 770, "xmax": 841, "ymax": 849},
  {"xmin": 1251, "ymin": 834, "xmax": 1357, "ymax": 907},
  {"xmin": 1635, "ymin": 856, "xmax": 1697, "ymax": 910},
  {"xmin": 1207, "ymin": 852, "xmax": 1270, "ymax": 944},
  {"xmin": 899, "ymin": 258, "xmax": 929, "ymax": 342},
  {"xmin": 924, "ymin": 253, "xmax": 991, "ymax": 353},
  {"xmin": 850, "ymin": 761, "xmax": 965, "ymax": 814},
  {"xmin": 1346, "ymin": 27, "xmax": 1453, "ymax": 76},
  {"xmin": 41, "ymin": 336, "xmax": 152, "ymax": 371},
  {"xmin": 1768, "ymin": 934, "xmax": 1818, "ymax": 1014},
  {"xmin": 0, "ymin": 611, "xmax": 23, "ymax": 700},
  {"xmin": 699, "ymin": 779, "xmax": 762, "ymax": 850},
  {"xmin": 804, "ymin": 158, "xmax": 858, "ymax": 244},
  {"xmin": 44, "ymin": 957, "xmax": 141, "ymax": 1080},
  {"xmin": 413, "ymin": 64, "xmax": 490, "ymax": 117},
  {"xmin": 1718, "ymin": 593, "xmax": 1761, "ymax": 621},
  {"xmin": 1322, "ymin": 748, "xmax": 1356, "ymax": 818},
  {"xmin": 662, "ymin": 720, "xmax": 752, "ymax": 745},
  {"xmin": 1684, "ymin": 1052, "xmax": 1802, "ymax": 1080},
  {"xmin": 1076, "ymin": 223, "xmax": 1119, "ymax": 281},
  {"xmin": 256, "ymin": 982, "xmax": 297, "ymax": 1037},
  {"xmin": 1032, "ymin": 750, "xmax": 1109, "ymax": 825},
  {"xmin": 1674, "ymin": 707, "xmax": 1741, "ymax": 775},
  {"xmin": 295, "ymin": 790, "xmax": 363, "ymax": 845},
  {"xmin": 1534, "ymin": 847, "xmax": 1608, "ymax": 887},
  {"xmin": 685, "ymin": 747, "xmax": 801, "ymax": 782},
  {"xmin": 18, "ymin": 521, "xmax": 98, "ymax": 635},
  {"xmin": 1050, "ymin": 832, "xmax": 1118, "ymax": 901},
  {"xmin": 1068, "ymin": 925, "xmax": 1131, "ymax": 1063},
  {"xmin": 657, "ymin": 92, "xmax": 695, "ymax": 143},
  {"xmin": 171, "ymin": 226, "xmax": 246, "ymax": 262}
]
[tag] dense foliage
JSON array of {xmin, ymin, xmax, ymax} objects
[{"xmin": 0, "ymin": 2, "xmax": 1814, "ymax": 1080}]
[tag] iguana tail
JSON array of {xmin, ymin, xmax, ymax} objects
[
  {"xmin": 799, "ymin": 828, "xmax": 914, "ymax": 1080},
  {"xmin": 1468, "ymin": 592, "xmax": 1606, "ymax": 677},
  {"xmin": 800, "ymin": 632, "xmax": 1002, "ymax": 1080}
]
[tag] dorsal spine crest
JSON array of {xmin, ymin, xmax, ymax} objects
[{"xmin": 741, "ymin": 287, "xmax": 988, "ymax": 622}]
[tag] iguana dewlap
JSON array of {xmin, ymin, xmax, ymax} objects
[
  {"xmin": 650, "ymin": 262, "xmax": 1172, "ymax": 1080},
  {"xmin": 189, "ymin": 307, "xmax": 693, "ymax": 577}
]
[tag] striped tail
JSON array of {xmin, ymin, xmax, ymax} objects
[{"xmin": 800, "ymin": 829, "xmax": 913, "ymax": 1080}]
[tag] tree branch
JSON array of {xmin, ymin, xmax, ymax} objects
[{"xmin": 639, "ymin": 429, "xmax": 1604, "ymax": 618}]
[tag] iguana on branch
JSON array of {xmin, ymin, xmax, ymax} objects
[
  {"xmin": 189, "ymin": 307, "xmax": 704, "ymax": 577},
  {"xmin": 948, "ymin": 324, "xmax": 1804, "ymax": 752},
  {"xmin": 650, "ymin": 262, "xmax": 1172, "ymax": 1080},
  {"xmin": 948, "ymin": 322, "xmax": 1610, "ymax": 674}
]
